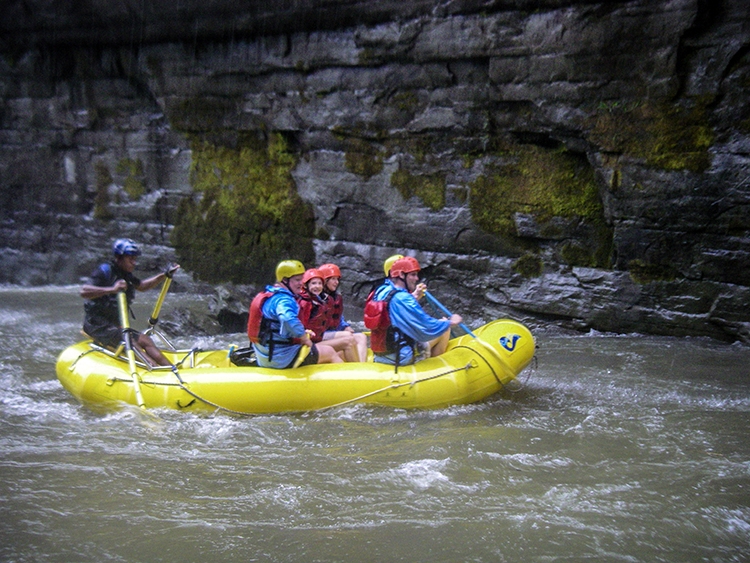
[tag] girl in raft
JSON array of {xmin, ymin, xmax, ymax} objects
[
  {"xmin": 318, "ymin": 263, "xmax": 368, "ymax": 363},
  {"xmin": 297, "ymin": 268, "xmax": 360, "ymax": 362}
]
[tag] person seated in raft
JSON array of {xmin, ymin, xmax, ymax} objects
[
  {"xmin": 80, "ymin": 238, "xmax": 179, "ymax": 367},
  {"xmin": 365, "ymin": 256, "xmax": 462, "ymax": 366},
  {"xmin": 247, "ymin": 260, "xmax": 341, "ymax": 369},
  {"xmin": 297, "ymin": 267, "xmax": 359, "ymax": 362},
  {"xmin": 383, "ymin": 254, "xmax": 403, "ymax": 281},
  {"xmin": 379, "ymin": 254, "xmax": 429, "ymax": 359},
  {"xmin": 382, "ymin": 254, "xmax": 427, "ymax": 301},
  {"xmin": 317, "ymin": 263, "xmax": 368, "ymax": 363}
]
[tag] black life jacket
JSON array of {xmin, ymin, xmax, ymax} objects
[{"xmin": 84, "ymin": 261, "xmax": 139, "ymax": 323}]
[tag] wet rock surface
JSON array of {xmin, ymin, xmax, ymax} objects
[{"xmin": 1, "ymin": 0, "xmax": 749, "ymax": 342}]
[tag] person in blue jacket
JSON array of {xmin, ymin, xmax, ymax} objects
[
  {"xmin": 247, "ymin": 260, "xmax": 341, "ymax": 369},
  {"xmin": 368, "ymin": 256, "xmax": 462, "ymax": 366}
]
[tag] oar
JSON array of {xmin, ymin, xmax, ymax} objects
[
  {"xmin": 292, "ymin": 345, "xmax": 311, "ymax": 369},
  {"xmin": 147, "ymin": 267, "xmax": 174, "ymax": 329},
  {"xmin": 423, "ymin": 290, "xmax": 476, "ymax": 338},
  {"xmin": 292, "ymin": 330, "xmax": 315, "ymax": 368},
  {"xmin": 143, "ymin": 265, "xmax": 178, "ymax": 350},
  {"xmin": 422, "ymin": 290, "xmax": 508, "ymax": 379},
  {"xmin": 117, "ymin": 291, "xmax": 147, "ymax": 409}
]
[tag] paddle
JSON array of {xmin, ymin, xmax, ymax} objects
[
  {"xmin": 292, "ymin": 345, "xmax": 311, "ymax": 368},
  {"xmin": 117, "ymin": 291, "xmax": 147, "ymax": 409},
  {"xmin": 147, "ymin": 265, "xmax": 177, "ymax": 329},
  {"xmin": 292, "ymin": 330, "xmax": 315, "ymax": 368},
  {"xmin": 422, "ymin": 290, "xmax": 477, "ymax": 338},
  {"xmin": 422, "ymin": 290, "xmax": 508, "ymax": 378},
  {"xmin": 143, "ymin": 265, "xmax": 178, "ymax": 351}
]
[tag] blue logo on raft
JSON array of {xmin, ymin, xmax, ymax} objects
[{"xmin": 499, "ymin": 334, "xmax": 520, "ymax": 351}]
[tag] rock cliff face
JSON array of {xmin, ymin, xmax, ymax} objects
[{"xmin": 1, "ymin": 0, "xmax": 749, "ymax": 341}]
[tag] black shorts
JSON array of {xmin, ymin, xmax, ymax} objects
[
  {"xmin": 284, "ymin": 343, "xmax": 319, "ymax": 368},
  {"xmin": 83, "ymin": 321, "xmax": 123, "ymax": 348}
]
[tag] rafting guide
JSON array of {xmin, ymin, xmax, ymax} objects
[{"xmin": 80, "ymin": 238, "xmax": 179, "ymax": 367}]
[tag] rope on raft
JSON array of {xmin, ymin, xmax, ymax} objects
[
  {"xmin": 108, "ymin": 362, "xmax": 478, "ymax": 416},
  {"xmin": 171, "ymin": 362, "xmax": 476, "ymax": 416},
  {"xmin": 316, "ymin": 363, "xmax": 475, "ymax": 412},
  {"xmin": 169, "ymin": 366, "xmax": 254, "ymax": 417},
  {"xmin": 451, "ymin": 344, "xmax": 503, "ymax": 385},
  {"xmin": 76, "ymin": 343, "xmax": 499, "ymax": 416}
]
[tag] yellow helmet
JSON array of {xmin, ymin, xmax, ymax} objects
[
  {"xmin": 383, "ymin": 254, "xmax": 404, "ymax": 277},
  {"xmin": 275, "ymin": 259, "xmax": 305, "ymax": 282}
]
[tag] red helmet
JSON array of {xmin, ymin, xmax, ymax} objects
[
  {"xmin": 390, "ymin": 256, "xmax": 421, "ymax": 278},
  {"xmin": 318, "ymin": 263, "xmax": 341, "ymax": 280},
  {"xmin": 302, "ymin": 268, "xmax": 324, "ymax": 285}
]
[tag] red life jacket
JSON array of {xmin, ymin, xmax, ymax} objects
[
  {"xmin": 324, "ymin": 292, "xmax": 344, "ymax": 332},
  {"xmin": 363, "ymin": 288, "xmax": 398, "ymax": 353},
  {"xmin": 247, "ymin": 287, "xmax": 301, "ymax": 360},
  {"xmin": 247, "ymin": 290, "xmax": 276, "ymax": 343},
  {"xmin": 297, "ymin": 291, "xmax": 328, "ymax": 343}
]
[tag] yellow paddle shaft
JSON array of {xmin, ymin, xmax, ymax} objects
[
  {"xmin": 117, "ymin": 291, "xmax": 146, "ymax": 409},
  {"xmin": 148, "ymin": 275, "xmax": 172, "ymax": 327}
]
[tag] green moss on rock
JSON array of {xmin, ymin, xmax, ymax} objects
[
  {"xmin": 561, "ymin": 242, "xmax": 593, "ymax": 268},
  {"xmin": 93, "ymin": 162, "xmax": 113, "ymax": 220},
  {"xmin": 391, "ymin": 168, "xmax": 446, "ymax": 211},
  {"xmin": 171, "ymin": 133, "xmax": 315, "ymax": 284},
  {"xmin": 116, "ymin": 158, "xmax": 146, "ymax": 200},
  {"xmin": 512, "ymin": 253, "xmax": 543, "ymax": 278},
  {"xmin": 470, "ymin": 144, "xmax": 602, "ymax": 230},
  {"xmin": 344, "ymin": 138, "xmax": 385, "ymax": 178},
  {"xmin": 469, "ymin": 142, "xmax": 611, "ymax": 268},
  {"xmin": 628, "ymin": 259, "xmax": 678, "ymax": 284},
  {"xmin": 590, "ymin": 100, "xmax": 714, "ymax": 173}
]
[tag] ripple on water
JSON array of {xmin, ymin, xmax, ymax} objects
[{"xmin": 3, "ymin": 290, "xmax": 750, "ymax": 563}]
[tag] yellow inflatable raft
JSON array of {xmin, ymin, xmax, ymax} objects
[{"xmin": 56, "ymin": 319, "xmax": 534, "ymax": 415}]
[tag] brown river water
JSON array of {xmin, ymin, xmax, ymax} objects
[{"xmin": 1, "ymin": 286, "xmax": 749, "ymax": 562}]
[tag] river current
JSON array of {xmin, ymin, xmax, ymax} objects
[{"xmin": 1, "ymin": 285, "xmax": 749, "ymax": 562}]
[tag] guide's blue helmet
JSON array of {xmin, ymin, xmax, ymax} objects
[{"xmin": 112, "ymin": 238, "xmax": 141, "ymax": 257}]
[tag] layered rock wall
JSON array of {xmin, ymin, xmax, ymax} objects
[{"xmin": 1, "ymin": 0, "xmax": 748, "ymax": 341}]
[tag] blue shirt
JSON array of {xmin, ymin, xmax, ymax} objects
[
  {"xmin": 332, "ymin": 314, "xmax": 350, "ymax": 332},
  {"xmin": 372, "ymin": 280, "xmax": 450, "ymax": 365},
  {"xmin": 252, "ymin": 285, "xmax": 308, "ymax": 369}
]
